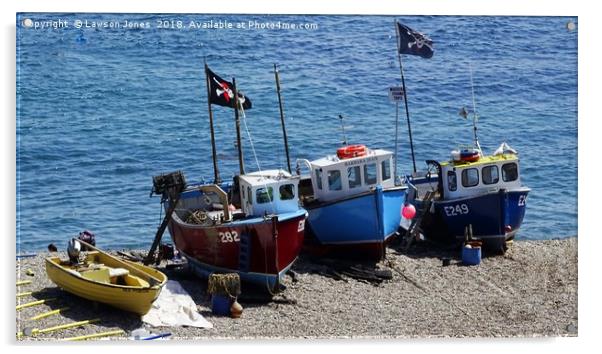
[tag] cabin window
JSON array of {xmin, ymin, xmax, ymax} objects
[
  {"xmin": 256, "ymin": 187, "xmax": 274, "ymax": 204},
  {"xmin": 315, "ymin": 169, "xmax": 323, "ymax": 190},
  {"xmin": 347, "ymin": 166, "xmax": 362, "ymax": 189},
  {"xmin": 279, "ymin": 184, "xmax": 295, "ymax": 200},
  {"xmin": 364, "ymin": 163, "xmax": 377, "ymax": 185},
  {"xmin": 482, "ymin": 165, "xmax": 500, "ymax": 185},
  {"xmin": 247, "ymin": 186, "xmax": 252, "ymax": 204},
  {"xmin": 502, "ymin": 163, "xmax": 518, "ymax": 182},
  {"xmin": 447, "ymin": 171, "xmax": 457, "ymax": 191},
  {"xmin": 381, "ymin": 159, "xmax": 392, "ymax": 181},
  {"xmin": 461, "ymin": 168, "xmax": 479, "ymax": 188},
  {"xmin": 328, "ymin": 170, "xmax": 342, "ymax": 191}
]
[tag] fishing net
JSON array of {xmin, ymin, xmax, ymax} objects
[
  {"xmin": 207, "ymin": 273, "xmax": 241, "ymax": 297},
  {"xmin": 185, "ymin": 210, "xmax": 210, "ymax": 224}
]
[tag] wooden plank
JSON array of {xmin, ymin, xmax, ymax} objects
[
  {"xmin": 28, "ymin": 307, "xmax": 70, "ymax": 321},
  {"xmin": 62, "ymin": 329, "xmax": 124, "ymax": 341},
  {"xmin": 16, "ymin": 298, "xmax": 55, "ymax": 310}
]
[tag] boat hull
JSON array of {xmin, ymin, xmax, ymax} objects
[
  {"xmin": 45, "ymin": 255, "xmax": 167, "ymax": 315},
  {"xmin": 409, "ymin": 188, "xmax": 530, "ymax": 250},
  {"xmin": 304, "ymin": 185, "xmax": 406, "ymax": 259},
  {"xmin": 168, "ymin": 200, "xmax": 306, "ymax": 291}
]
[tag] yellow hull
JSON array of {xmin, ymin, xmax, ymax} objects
[{"xmin": 45, "ymin": 251, "xmax": 167, "ymax": 315}]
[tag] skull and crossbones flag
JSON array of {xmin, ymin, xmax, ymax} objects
[
  {"xmin": 396, "ymin": 22, "xmax": 434, "ymax": 59},
  {"xmin": 206, "ymin": 66, "xmax": 252, "ymax": 110}
]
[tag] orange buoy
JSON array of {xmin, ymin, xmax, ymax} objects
[
  {"xmin": 459, "ymin": 149, "xmax": 480, "ymax": 162},
  {"xmin": 336, "ymin": 144, "xmax": 367, "ymax": 159}
]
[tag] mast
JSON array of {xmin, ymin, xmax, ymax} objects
[
  {"xmin": 468, "ymin": 63, "xmax": 482, "ymax": 155},
  {"xmin": 274, "ymin": 64, "xmax": 292, "ymax": 173},
  {"xmin": 393, "ymin": 98, "xmax": 400, "ymax": 180},
  {"xmin": 338, "ymin": 114, "xmax": 348, "ymax": 146},
  {"xmin": 232, "ymin": 77, "xmax": 245, "ymax": 175},
  {"xmin": 204, "ymin": 63, "xmax": 221, "ymax": 184},
  {"xmin": 395, "ymin": 20, "xmax": 417, "ymax": 174}
]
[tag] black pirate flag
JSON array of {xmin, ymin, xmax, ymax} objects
[
  {"xmin": 396, "ymin": 22, "xmax": 434, "ymax": 59},
  {"xmin": 206, "ymin": 66, "xmax": 252, "ymax": 110}
]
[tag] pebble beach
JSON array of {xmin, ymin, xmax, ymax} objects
[{"xmin": 15, "ymin": 237, "xmax": 577, "ymax": 341}]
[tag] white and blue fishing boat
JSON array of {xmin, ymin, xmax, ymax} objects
[
  {"xmin": 297, "ymin": 144, "xmax": 407, "ymax": 260},
  {"xmin": 403, "ymin": 142, "xmax": 530, "ymax": 252},
  {"xmin": 390, "ymin": 21, "xmax": 530, "ymax": 253},
  {"xmin": 402, "ymin": 72, "xmax": 530, "ymax": 252}
]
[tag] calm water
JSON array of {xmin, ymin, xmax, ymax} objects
[{"xmin": 16, "ymin": 14, "xmax": 578, "ymax": 252}]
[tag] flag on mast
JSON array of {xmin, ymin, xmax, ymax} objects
[
  {"xmin": 205, "ymin": 66, "xmax": 252, "ymax": 109},
  {"xmin": 396, "ymin": 22, "xmax": 434, "ymax": 59}
]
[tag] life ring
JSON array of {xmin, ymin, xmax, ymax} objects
[
  {"xmin": 459, "ymin": 149, "xmax": 480, "ymax": 162},
  {"xmin": 337, "ymin": 144, "xmax": 367, "ymax": 159}
]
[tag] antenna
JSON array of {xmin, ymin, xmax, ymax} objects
[
  {"xmin": 338, "ymin": 114, "xmax": 348, "ymax": 145},
  {"xmin": 468, "ymin": 63, "xmax": 482, "ymax": 155}
]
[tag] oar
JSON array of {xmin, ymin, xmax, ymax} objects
[
  {"xmin": 28, "ymin": 307, "xmax": 70, "ymax": 321},
  {"xmin": 62, "ymin": 329, "xmax": 124, "ymax": 341},
  {"xmin": 18, "ymin": 318, "xmax": 100, "ymax": 338},
  {"xmin": 16, "ymin": 298, "xmax": 55, "ymax": 310},
  {"xmin": 75, "ymin": 239, "xmax": 163, "ymax": 286}
]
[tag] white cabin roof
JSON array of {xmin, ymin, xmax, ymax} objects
[
  {"xmin": 303, "ymin": 147, "xmax": 396, "ymax": 202},
  {"xmin": 310, "ymin": 148, "xmax": 391, "ymax": 168},
  {"xmin": 239, "ymin": 169, "xmax": 298, "ymax": 187}
]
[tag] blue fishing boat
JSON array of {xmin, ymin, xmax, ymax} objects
[
  {"xmin": 388, "ymin": 21, "xmax": 530, "ymax": 252},
  {"xmin": 297, "ymin": 145, "xmax": 407, "ymax": 260},
  {"xmin": 403, "ymin": 142, "xmax": 530, "ymax": 252}
]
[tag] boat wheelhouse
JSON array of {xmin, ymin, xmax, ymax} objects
[
  {"xmin": 239, "ymin": 170, "xmax": 304, "ymax": 217},
  {"xmin": 404, "ymin": 143, "xmax": 530, "ymax": 252},
  {"xmin": 297, "ymin": 145, "xmax": 406, "ymax": 260}
]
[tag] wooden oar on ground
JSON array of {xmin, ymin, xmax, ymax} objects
[
  {"xmin": 75, "ymin": 239, "xmax": 162, "ymax": 286},
  {"xmin": 16, "ymin": 298, "xmax": 55, "ymax": 310},
  {"xmin": 62, "ymin": 329, "xmax": 124, "ymax": 341},
  {"xmin": 18, "ymin": 318, "xmax": 100, "ymax": 338},
  {"xmin": 29, "ymin": 307, "xmax": 70, "ymax": 321}
]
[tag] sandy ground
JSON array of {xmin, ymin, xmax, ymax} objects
[{"xmin": 15, "ymin": 237, "xmax": 577, "ymax": 341}]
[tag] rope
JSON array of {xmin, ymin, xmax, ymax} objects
[
  {"xmin": 239, "ymin": 105, "xmax": 276, "ymax": 215},
  {"xmin": 239, "ymin": 104, "xmax": 280, "ymax": 295}
]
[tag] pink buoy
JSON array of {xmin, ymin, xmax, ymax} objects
[{"xmin": 401, "ymin": 204, "xmax": 416, "ymax": 219}]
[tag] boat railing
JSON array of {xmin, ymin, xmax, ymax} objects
[{"xmin": 295, "ymin": 159, "xmax": 312, "ymax": 175}]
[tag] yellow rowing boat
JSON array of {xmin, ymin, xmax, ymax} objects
[{"xmin": 45, "ymin": 246, "xmax": 167, "ymax": 315}]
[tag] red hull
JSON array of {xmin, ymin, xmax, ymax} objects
[{"xmin": 168, "ymin": 213, "xmax": 306, "ymax": 277}]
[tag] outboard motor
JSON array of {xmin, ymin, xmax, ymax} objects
[
  {"xmin": 78, "ymin": 230, "xmax": 96, "ymax": 250},
  {"xmin": 67, "ymin": 239, "xmax": 82, "ymax": 264}
]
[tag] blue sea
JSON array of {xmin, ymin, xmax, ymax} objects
[{"xmin": 16, "ymin": 14, "xmax": 578, "ymax": 252}]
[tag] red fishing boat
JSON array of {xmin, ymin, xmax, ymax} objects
[
  {"xmin": 159, "ymin": 170, "xmax": 306, "ymax": 292},
  {"xmin": 150, "ymin": 65, "xmax": 306, "ymax": 292}
]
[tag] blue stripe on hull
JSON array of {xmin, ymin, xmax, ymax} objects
[
  {"xmin": 183, "ymin": 252, "xmax": 292, "ymax": 292},
  {"xmin": 307, "ymin": 187, "xmax": 405, "ymax": 245}
]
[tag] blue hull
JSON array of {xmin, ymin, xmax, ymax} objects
[
  {"xmin": 183, "ymin": 251, "xmax": 293, "ymax": 293},
  {"xmin": 419, "ymin": 188, "xmax": 530, "ymax": 249},
  {"xmin": 305, "ymin": 186, "xmax": 406, "ymax": 249}
]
